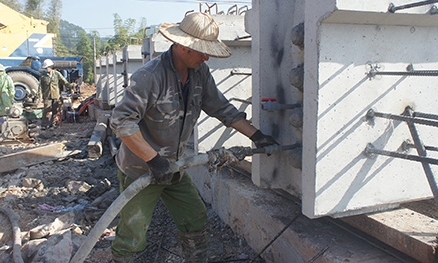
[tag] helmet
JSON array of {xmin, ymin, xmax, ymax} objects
[
  {"xmin": 42, "ymin": 59, "xmax": 54, "ymax": 69},
  {"xmin": 0, "ymin": 64, "xmax": 5, "ymax": 71}
]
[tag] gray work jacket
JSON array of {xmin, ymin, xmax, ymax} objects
[{"xmin": 110, "ymin": 47, "xmax": 246, "ymax": 179}]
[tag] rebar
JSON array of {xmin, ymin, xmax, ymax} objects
[
  {"xmin": 366, "ymin": 107, "xmax": 438, "ymax": 198},
  {"xmin": 366, "ymin": 109, "xmax": 438, "ymax": 128},
  {"xmin": 251, "ymin": 143, "xmax": 301, "ymax": 154},
  {"xmin": 404, "ymin": 107, "xmax": 438, "ymax": 198},
  {"xmin": 412, "ymin": 111, "xmax": 438, "ymax": 121},
  {"xmin": 365, "ymin": 143, "xmax": 438, "ymax": 165},
  {"xmin": 388, "ymin": 0, "xmax": 438, "ymax": 13},
  {"xmin": 249, "ymin": 214, "xmax": 300, "ymax": 263},
  {"xmin": 368, "ymin": 69, "xmax": 438, "ymax": 79}
]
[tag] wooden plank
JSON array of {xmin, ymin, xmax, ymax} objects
[
  {"xmin": 0, "ymin": 143, "xmax": 65, "ymax": 173},
  {"xmin": 341, "ymin": 208, "xmax": 438, "ymax": 263},
  {"xmin": 87, "ymin": 115, "xmax": 109, "ymax": 159}
]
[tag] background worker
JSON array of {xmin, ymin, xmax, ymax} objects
[
  {"xmin": 110, "ymin": 12, "xmax": 278, "ymax": 263},
  {"xmin": 39, "ymin": 58, "xmax": 73, "ymax": 129},
  {"xmin": 0, "ymin": 64, "xmax": 15, "ymax": 116}
]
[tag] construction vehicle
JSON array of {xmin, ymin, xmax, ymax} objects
[
  {"xmin": 0, "ymin": 2, "xmax": 83, "ymax": 142},
  {"xmin": 5, "ymin": 56, "xmax": 83, "ymax": 107},
  {"xmin": 0, "ymin": 3, "xmax": 83, "ymax": 107}
]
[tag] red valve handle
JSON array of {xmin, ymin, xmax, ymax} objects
[{"xmin": 261, "ymin": 98, "xmax": 277, "ymax": 102}]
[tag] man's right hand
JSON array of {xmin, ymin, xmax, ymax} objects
[
  {"xmin": 146, "ymin": 154, "xmax": 175, "ymax": 185},
  {"xmin": 250, "ymin": 130, "xmax": 279, "ymax": 149}
]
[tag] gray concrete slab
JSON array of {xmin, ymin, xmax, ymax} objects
[{"xmin": 188, "ymin": 162, "xmax": 417, "ymax": 263}]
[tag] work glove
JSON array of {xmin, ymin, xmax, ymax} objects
[
  {"xmin": 250, "ymin": 130, "xmax": 279, "ymax": 149},
  {"xmin": 146, "ymin": 154, "xmax": 176, "ymax": 185}
]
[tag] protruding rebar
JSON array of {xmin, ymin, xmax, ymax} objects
[
  {"xmin": 368, "ymin": 69, "xmax": 438, "ymax": 79},
  {"xmin": 366, "ymin": 109, "xmax": 438, "ymax": 128},
  {"xmin": 388, "ymin": 0, "xmax": 438, "ymax": 13},
  {"xmin": 365, "ymin": 143, "xmax": 438, "ymax": 165}
]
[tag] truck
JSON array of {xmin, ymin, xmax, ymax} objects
[
  {"xmin": 0, "ymin": 2, "xmax": 83, "ymax": 141},
  {"xmin": 5, "ymin": 55, "xmax": 83, "ymax": 107},
  {"xmin": 0, "ymin": 2, "xmax": 83, "ymax": 107}
]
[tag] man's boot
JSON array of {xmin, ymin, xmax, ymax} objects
[
  {"xmin": 112, "ymin": 254, "xmax": 134, "ymax": 263},
  {"xmin": 179, "ymin": 229, "xmax": 207, "ymax": 263}
]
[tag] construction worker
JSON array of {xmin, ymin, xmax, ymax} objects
[
  {"xmin": 110, "ymin": 12, "xmax": 278, "ymax": 263},
  {"xmin": 39, "ymin": 58, "xmax": 72, "ymax": 129},
  {"xmin": 0, "ymin": 64, "xmax": 15, "ymax": 116}
]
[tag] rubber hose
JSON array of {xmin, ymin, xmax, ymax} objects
[
  {"xmin": 70, "ymin": 152, "xmax": 211, "ymax": 263},
  {"xmin": 69, "ymin": 175, "xmax": 152, "ymax": 263},
  {"xmin": 0, "ymin": 207, "xmax": 24, "ymax": 263}
]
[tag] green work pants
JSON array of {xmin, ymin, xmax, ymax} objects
[
  {"xmin": 42, "ymin": 98, "xmax": 61, "ymax": 127},
  {"xmin": 111, "ymin": 169, "xmax": 207, "ymax": 258}
]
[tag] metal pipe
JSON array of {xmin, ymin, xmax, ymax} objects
[
  {"xmin": 229, "ymin": 97, "xmax": 252, "ymax": 105},
  {"xmin": 230, "ymin": 69, "xmax": 251, "ymax": 76},
  {"xmin": 251, "ymin": 143, "xmax": 301, "ymax": 154},
  {"xmin": 53, "ymin": 60, "xmax": 78, "ymax": 69},
  {"xmin": 235, "ymin": 35, "xmax": 251, "ymax": 41},
  {"xmin": 262, "ymin": 100, "xmax": 302, "ymax": 112},
  {"xmin": 388, "ymin": 0, "xmax": 438, "ymax": 13}
]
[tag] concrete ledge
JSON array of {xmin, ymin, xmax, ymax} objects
[
  {"xmin": 341, "ymin": 208, "xmax": 438, "ymax": 263},
  {"xmin": 188, "ymin": 164, "xmax": 415, "ymax": 262}
]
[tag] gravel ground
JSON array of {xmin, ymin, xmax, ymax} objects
[{"xmin": 0, "ymin": 85, "xmax": 265, "ymax": 263}]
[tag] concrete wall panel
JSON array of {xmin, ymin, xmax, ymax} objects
[
  {"xmin": 247, "ymin": 0, "xmax": 305, "ymax": 193},
  {"xmin": 303, "ymin": 0, "xmax": 438, "ymax": 218}
]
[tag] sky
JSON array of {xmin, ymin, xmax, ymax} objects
[{"xmin": 61, "ymin": 0, "xmax": 252, "ymax": 37}]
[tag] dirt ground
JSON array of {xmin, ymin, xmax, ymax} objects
[{"xmin": 0, "ymin": 84, "xmax": 266, "ymax": 263}]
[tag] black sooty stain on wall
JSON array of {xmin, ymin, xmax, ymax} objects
[
  {"xmin": 276, "ymin": 84, "xmax": 286, "ymax": 120},
  {"xmin": 272, "ymin": 167, "xmax": 278, "ymax": 180},
  {"xmin": 270, "ymin": 31, "xmax": 284, "ymax": 68},
  {"xmin": 271, "ymin": 121, "xmax": 280, "ymax": 140}
]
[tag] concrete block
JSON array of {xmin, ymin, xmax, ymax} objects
[
  {"xmin": 342, "ymin": 208, "xmax": 438, "ymax": 263},
  {"xmin": 302, "ymin": 0, "xmax": 438, "ymax": 218},
  {"xmin": 188, "ymin": 164, "xmax": 413, "ymax": 262}
]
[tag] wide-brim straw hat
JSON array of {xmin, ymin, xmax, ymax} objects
[{"xmin": 159, "ymin": 12, "xmax": 231, "ymax": 58}]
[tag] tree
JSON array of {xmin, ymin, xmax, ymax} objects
[
  {"xmin": 101, "ymin": 13, "xmax": 147, "ymax": 54},
  {"xmin": 59, "ymin": 20, "xmax": 85, "ymax": 51},
  {"xmin": 45, "ymin": 0, "xmax": 67, "ymax": 56},
  {"xmin": 46, "ymin": 0, "xmax": 62, "ymax": 35},
  {"xmin": 0, "ymin": 0, "xmax": 23, "ymax": 12},
  {"xmin": 24, "ymin": 0, "xmax": 44, "ymax": 19},
  {"xmin": 76, "ymin": 31, "xmax": 94, "ymax": 83}
]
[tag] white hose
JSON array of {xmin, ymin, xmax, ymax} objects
[{"xmin": 70, "ymin": 153, "xmax": 211, "ymax": 263}]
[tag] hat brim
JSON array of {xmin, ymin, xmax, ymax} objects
[{"xmin": 159, "ymin": 23, "xmax": 231, "ymax": 58}]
